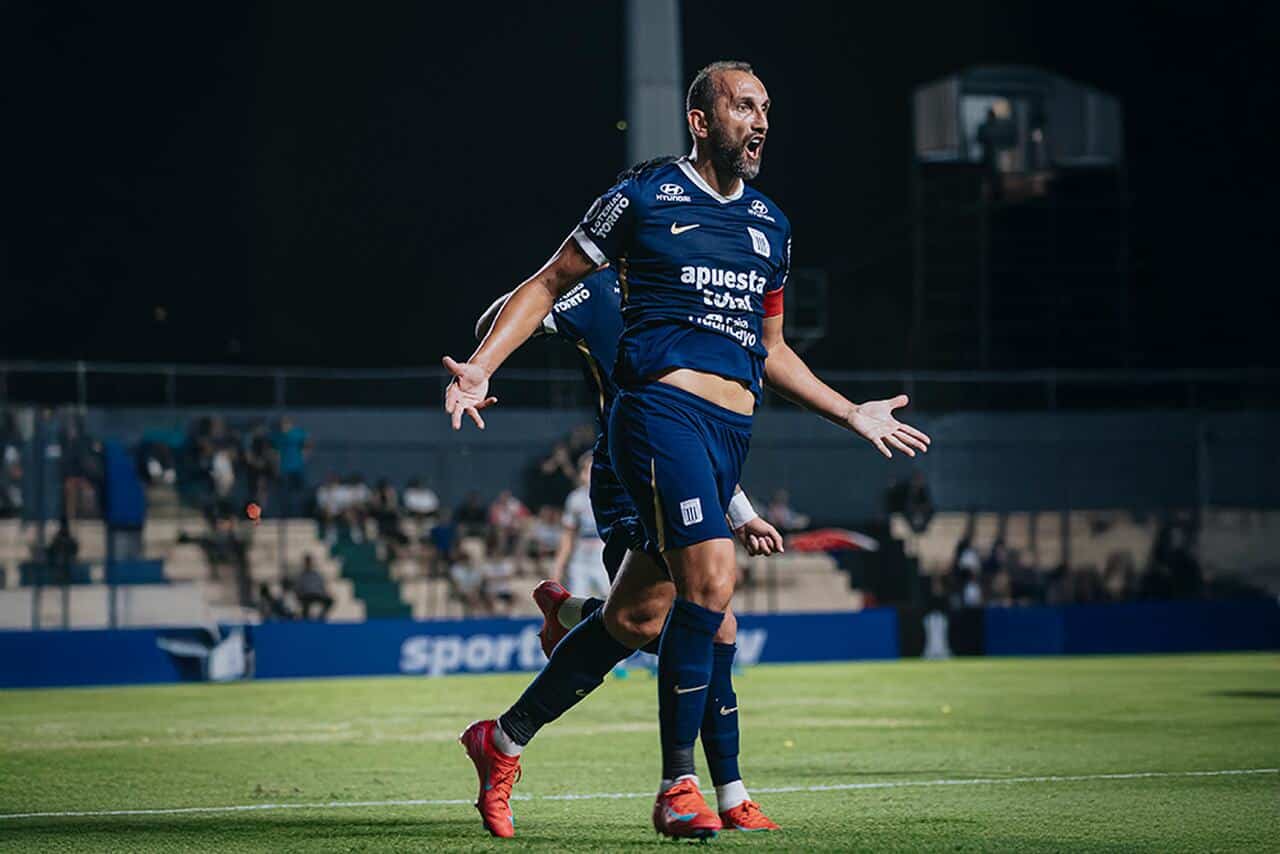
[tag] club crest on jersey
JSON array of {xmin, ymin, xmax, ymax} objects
[
  {"xmin": 747, "ymin": 226, "xmax": 771, "ymax": 258},
  {"xmin": 748, "ymin": 199, "xmax": 776, "ymax": 222},
  {"xmin": 656, "ymin": 183, "xmax": 691, "ymax": 202}
]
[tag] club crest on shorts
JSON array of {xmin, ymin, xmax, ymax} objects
[{"xmin": 679, "ymin": 498, "xmax": 703, "ymax": 526}]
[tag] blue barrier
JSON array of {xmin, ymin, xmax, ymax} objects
[
  {"xmin": 0, "ymin": 627, "xmax": 186, "ymax": 688},
  {"xmin": 1, "ymin": 602, "xmax": 1274, "ymax": 690},
  {"xmin": 0, "ymin": 610, "xmax": 898, "ymax": 688},
  {"xmin": 252, "ymin": 610, "xmax": 900, "ymax": 680},
  {"xmin": 985, "ymin": 600, "xmax": 1280, "ymax": 656}
]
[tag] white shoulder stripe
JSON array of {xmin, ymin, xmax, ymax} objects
[{"xmin": 570, "ymin": 226, "xmax": 607, "ymax": 266}]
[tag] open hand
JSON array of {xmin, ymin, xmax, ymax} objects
[
  {"xmin": 442, "ymin": 356, "xmax": 498, "ymax": 430},
  {"xmin": 848, "ymin": 394, "xmax": 931, "ymax": 459}
]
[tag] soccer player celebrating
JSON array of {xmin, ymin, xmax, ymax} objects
[
  {"xmin": 445, "ymin": 61, "xmax": 930, "ymax": 839},
  {"xmin": 462, "ymin": 261, "xmax": 784, "ymax": 838}
]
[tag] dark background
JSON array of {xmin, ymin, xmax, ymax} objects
[{"xmin": 3, "ymin": 1, "xmax": 1276, "ymax": 370}]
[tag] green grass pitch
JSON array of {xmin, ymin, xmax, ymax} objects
[{"xmin": 2, "ymin": 653, "xmax": 1277, "ymax": 851}]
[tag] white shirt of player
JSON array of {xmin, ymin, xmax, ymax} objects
[{"xmin": 563, "ymin": 485, "xmax": 609, "ymax": 598}]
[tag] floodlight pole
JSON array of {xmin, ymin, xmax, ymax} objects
[{"xmin": 625, "ymin": 0, "xmax": 684, "ymax": 166}]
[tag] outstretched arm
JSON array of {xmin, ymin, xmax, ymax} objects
[
  {"xmin": 474, "ymin": 294, "xmax": 512, "ymax": 343},
  {"xmin": 444, "ymin": 238, "xmax": 596, "ymax": 430},
  {"xmin": 761, "ymin": 315, "xmax": 931, "ymax": 459}
]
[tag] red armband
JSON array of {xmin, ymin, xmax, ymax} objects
[{"xmin": 763, "ymin": 287, "xmax": 784, "ymax": 318}]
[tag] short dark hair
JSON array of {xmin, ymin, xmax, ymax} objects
[
  {"xmin": 615, "ymin": 155, "xmax": 680, "ymax": 183},
  {"xmin": 685, "ymin": 60, "xmax": 755, "ymax": 120}
]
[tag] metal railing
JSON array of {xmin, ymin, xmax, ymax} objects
[{"xmin": 2, "ymin": 361, "xmax": 1277, "ymax": 412}]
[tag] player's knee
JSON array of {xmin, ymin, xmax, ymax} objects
[
  {"xmin": 680, "ymin": 567, "xmax": 736, "ymax": 612},
  {"xmin": 602, "ymin": 600, "xmax": 664, "ymax": 648}
]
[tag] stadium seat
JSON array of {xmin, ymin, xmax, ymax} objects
[
  {"xmin": 20, "ymin": 562, "xmax": 94, "ymax": 586},
  {"xmin": 107, "ymin": 560, "xmax": 168, "ymax": 585}
]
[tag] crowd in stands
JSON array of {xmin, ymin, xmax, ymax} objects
[
  {"xmin": 3, "ymin": 406, "xmax": 1267, "ymax": 620},
  {"xmin": 311, "ymin": 470, "xmax": 572, "ymax": 619},
  {"xmin": 138, "ymin": 413, "xmax": 313, "ymax": 520},
  {"xmin": 934, "ymin": 510, "xmax": 1221, "ymax": 609}
]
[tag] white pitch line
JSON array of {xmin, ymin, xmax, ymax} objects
[{"xmin": 1, "ymin": 768, "xmax": 1274, "ymax": 821}]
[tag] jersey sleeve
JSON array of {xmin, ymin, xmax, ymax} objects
[
  {"xmin": 571, "ymin": 179, "xmax": 638, "ymax": 266},
  {"xmin": 763, "ymin": 231, "xmax": 791, "ymax": 318}
]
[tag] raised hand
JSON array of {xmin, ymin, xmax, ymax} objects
[
  {"xmin": 442, "ymin": 356, "xmax": 498, "ymax": 431},
  {"xmin": 847, "ymin": 394, "xmax": 931, "ymax": 459},
  {"xmin": 734, "ymin": 516, "xmax": 785, "ymax": 556}
]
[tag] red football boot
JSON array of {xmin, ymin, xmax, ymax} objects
[
  {"xmin": 532, "ymin": 579, "xmax": 572, "ymax": 659},
  {"xmin": 719, "ymin": 800, "xmax": 781, "ymax": 831},
  {"xmin": 459, "ymin": 719, "xmax": 521, "ymax": 838},
  {"xmin": 652, "ymin": 778, "xmax": 721, "ymax": 840}
]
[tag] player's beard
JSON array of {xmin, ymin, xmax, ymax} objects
[{"xmin": 707, "ymin": 122, "xmax": 761, "ymax": 181}]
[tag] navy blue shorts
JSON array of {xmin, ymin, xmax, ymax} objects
[{"xmin": 608, "ymin": 381, "xmax": 752, "ymax": 554}]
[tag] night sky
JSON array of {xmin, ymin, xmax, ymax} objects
[{"xmin": 4, "ymin": 1, "xmax": 1277, "ymax": 371}]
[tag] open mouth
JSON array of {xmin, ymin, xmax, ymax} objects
[{"xmin": 745, "ymin": 135, "xmax": 765, "ymax": 160}]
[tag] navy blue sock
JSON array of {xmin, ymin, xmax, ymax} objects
[
  {"xmin": 657, "ymin": 598, "xmax": 725, "ymax": 780},
  {"xmin": 498, "ymin": 609, "xmax": 631, "ymax": 745},
  {"xmin": 700, "ymin": 642, "xmax": 741, "ymax": 786}
]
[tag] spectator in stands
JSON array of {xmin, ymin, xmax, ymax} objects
[
  {"xmin": 428, "ymin": 507, "xmax": 457, "ymax": 578},
  {"xmin": 60, "ymin": 413, "xmax": 102, "ymax": 523},
  {"xmin": 47, "ymin": 516, "xmax": 80, "ymax": 584},
  {"xmin": 480, "ymin": 541, "xmax": 516, "ymax": 616},
  {"xmin": 138, "ymin": 438, "xmax": 177, "ymax": 487},
  {"xmin": 449, "ymin": 537, "xmax": 491, "ymax": 615},
  {"xmin": 242, "ymin": 422, "xmax": 276, "ymax": 514},
  {"xmin": 257, "ymin": 581, "xmax": 297, "ymax": 621},
  {"xmin": 951, "ymin": 536, "xmax": 982, "ymax": 577},
  {"xmin": 370, "ymin": 479, "xmax": 408, "ymax": 554},
  {"xmin": 180, "ymin": 512, "xmax": 252, "ymax": 607},
  {"xmin": 193, "ymin": 416, "xmax": 239, "ymax": 517},
  {"xmin": 488, "ymin": 489, "xmax": 530, "ymax": 556},
  {"xmin": 526, "ymin": 505, "xmax": 563, "ymax": 567},
  {"xmin": 294, "ymin": 554, "xmax": 334, "ymax": 620},
  {"xmin": 977, "ymin": 99, "xmax": 1015, "ymax": 200},
  {"xmin": 1006, "ymin": 548, "xmax": 1042, "ymax": 604},
  {"xmin": 314, "ymin": 473, "xmax": 343, "ymax": 541},
  {"xmin": 455, "ymin": 492, "xmax": 488, "ymax": 539},
  {"xmin": 344, "ymin": 473, "xmax": 372, "ymax": 538},
  {"xmin": 1103, "ymin": 551, "xmax": 1137, "ymax": 602},
  {"xmin": 904, "ymin": 471, "xmax": 935, "ymax": 534},
  {"xmin": 984, "ymin": 539, "xmax": 1009, "ymax": 576},
  {"xmin": 988, "ymin": 565, "xmax": 1014, "ymax": 607},
  {"xmin": 1152, "ymin": 518, "xmax": 1203, "ymax": 599},
  {"xmin": 888, "ymin": 470, "xmax": 935, "ymax": 534},
  {"xmin": 766, "ymin": 489, "xmax": 810, "ymax": 533},
  {"xmin": 528, "ymin": 441, "xmax": 578, "ymax": 511},
  {"xmin": 402, "ymin": 478, "xmax": 440, "ymax": 520},
  {"xmin": 951, "ymin": 568, "xmax": 983, "ymax": 609},
  {"xmin": 271, "ymin": 415, "xmax": 311, "ymax": 515},
  {"xmin": 0, "ymin": 411, "xmax": 23, "ymax": 518}
]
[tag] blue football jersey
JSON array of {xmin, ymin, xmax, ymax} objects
[
  {"xmin": 570, "ymin": 156, "xmax": 791, "ymax": 401},
  {"xmin": 540, "ymin": 268, "xmax": 637, "ymax": 542},
  {"xmin": 542, "ymin": 268, "xmax": 621, "ymax": 438}
]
